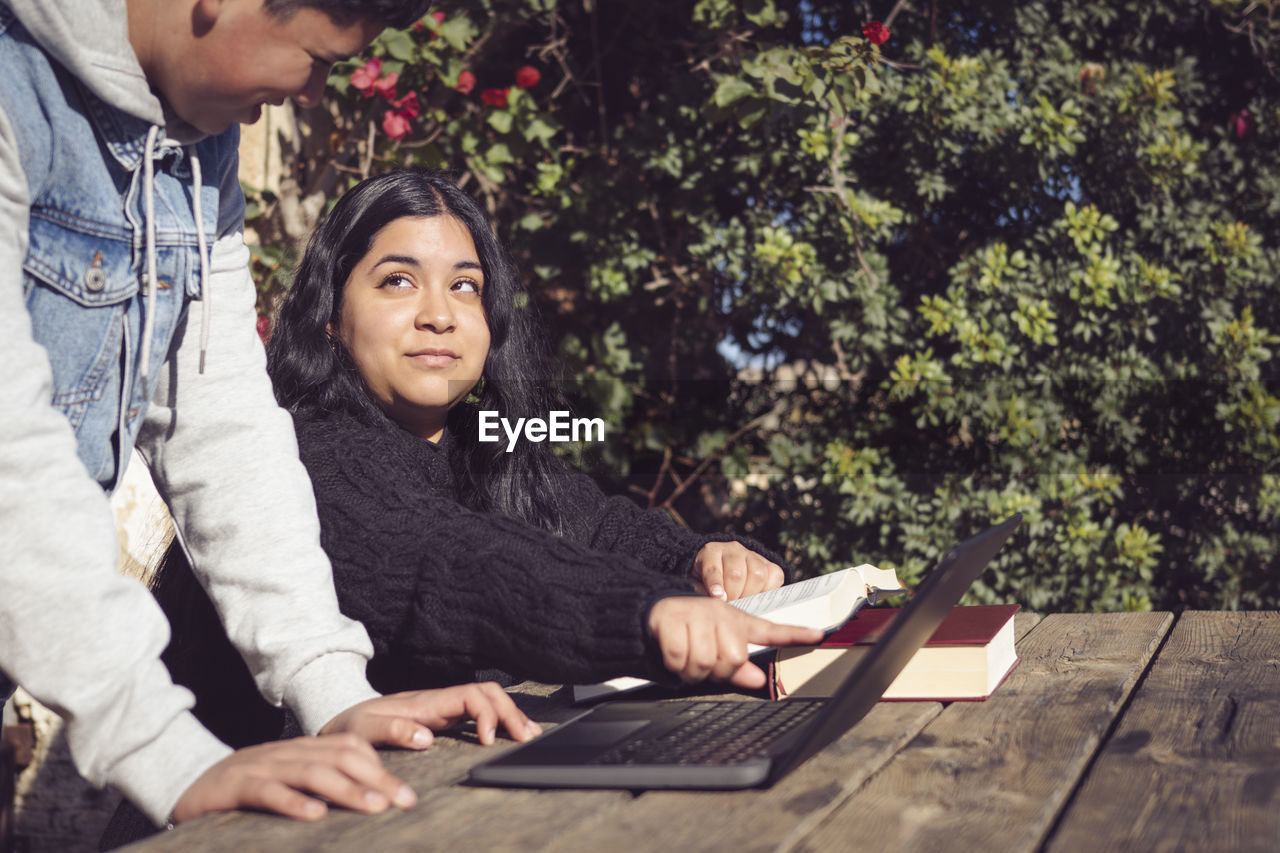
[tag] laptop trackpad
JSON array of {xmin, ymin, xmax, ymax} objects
[{"xmin": 549, "ymin": 720, "xmax": 649, "ymax": 748}]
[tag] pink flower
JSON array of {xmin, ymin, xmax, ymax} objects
[
  {"xmin": 256, "ymin": 315, "xmax": 270, "ymax": 343},
  {"xmin": 481, "ymin": 87, "xmax": 509, "ymax": 108},
  {"xmin": 373, "ymin": 71, "xmax": 399, "ymax": 100},
  {"xmin": 393, "ymin": 90, "xmax": 420, "ymax": 120},
  {"xmin": 454, "ymin": 70, "xmax": 476, "ymax": 94},
  {"xmin": 417, "ymin": 12, "xmax": 446, "ymax": 37},
  {"xmin": 351, "ymin": 58, "xmax": 382, "ymax": 96},
  {"xmin": 515, "ymin": 65, "xmax": 541, "ymax": 89},
  {"xmin": 1231, "ymin": 109, "xmax": 1252, "ymax": 139},
  {"xmin": 862, "ymin": 20, "xmax": 890, "ymax": 46},
  {"xmin": 1079, "ymin": 63, "xmax": 1105, "ymax": 95},
  {"xmin": 382, "ymin": 109, "xmax": 412, "ymax": 140}
]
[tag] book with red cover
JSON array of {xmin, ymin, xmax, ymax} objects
[{"xmin": 770, "ymin": 604, "xmax": 1021, "ymax": 701}]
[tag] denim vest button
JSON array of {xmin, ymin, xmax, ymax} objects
[{"xmin": 84, "ymin": 265, "xmax": 106, "ymax": 292}]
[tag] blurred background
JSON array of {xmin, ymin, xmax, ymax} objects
[{"xmin": 239, "ymin": 0, "xmax": 1278, "ymax": 613}]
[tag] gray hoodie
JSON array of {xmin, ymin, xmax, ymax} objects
[{"xmin": 0, "ymin": 0, "xmax": 379, "ymax": 825}]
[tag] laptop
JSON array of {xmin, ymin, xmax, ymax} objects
[{"xmin": 468, "ymin": 514, "xmax": 1021, "ymax": 790}]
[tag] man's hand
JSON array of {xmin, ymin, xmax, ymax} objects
[
  {"xmin": 171, "ymin": 733, "xmax": 414, "ymax": 824},
  {"xmin": 172, "ymin": 683, "xmax": 542, "ymax": 825},
  {"xmin": 693, "ymin": 541, "xmax": 785, "ymax": 601},
  {"xmin": 320, "ymin": 683, "xmax": 542, "ymax": 748},
  {"xmin": 647, "ymin": 596, "xmax": 823, "ymax": 688}
]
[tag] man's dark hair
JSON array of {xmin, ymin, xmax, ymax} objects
[{"xmin": 263, "ymin": 0, "xmax": 433, "ymax": 29}]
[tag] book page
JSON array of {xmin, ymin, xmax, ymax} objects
[
  {"xmin": 730, "ymin": 570, "xmax": 849, "ymax": 617},
  {"xmin": 730, "ymin": 564, "xmax": 900, "ymax": 618}
]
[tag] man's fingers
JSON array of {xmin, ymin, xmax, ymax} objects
[
  {"xmin": 281, "ymin": 760, "xmax": 391, "ymax": 814},
  {"xmin": 305, "ymin": 736, "xmax": 413, "ymax": 811},
  {"xmin": 173, "ymin": 735, "xmax": 418, "ymax": 825},
  {"xmin": 477, "ymin": 682, "xmax": 543, "ymax": 741},
  {"xmin": 343, "ymin": 712, "xmax": 434, "ymax": 751},
  {"xmin": 244, "ymin": 779, "xmax": 328, "ymax": 822}
]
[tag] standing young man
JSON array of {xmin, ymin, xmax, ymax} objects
[{"xmin": 0, "ymin": 0, "xmax": 536, "ymax": 829}]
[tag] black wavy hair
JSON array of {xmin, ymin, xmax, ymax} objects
[
  {"xmin": 267, "ymin": 169, "xmax": 572, "ymax": 532},
  {"xmin": 263, "ymin": 0, "xmax": 431, "ymax": 28}
]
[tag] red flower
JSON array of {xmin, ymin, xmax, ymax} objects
[
  {"xmin": 1231, "ymin": 109, "xmax": 1252, "ymax": 139},
  {"xmin": 393, "ymin": 90, "xmax": 420, "ymax": 120},
  {"xmin": 256, "ymin": 315, "xmax": 271, "ymax": 343},
  {"xmin": 373, "ymin": 71, "xmax": 399, "ymax": 100},
  {"xmin": 862, "ymin": 20, "xmax": 890, "ymax": 46},
  {"xmin": 350, "ymin": 58, "xmax": 383, "ymax": 96},
  {"xmin": 455, "ymin": 70, "xmax": 477, "ymax": 94},
  {"xmin": 481, "ymin": 87, "xmax": 509, "ymax": 108},
  {"xmin": 515, "ymin": 65, "xmax": 541, "ymax": 89},
  {"xmin": 382, "ymin": 109, "xmax": 412, "ymax": 140}
]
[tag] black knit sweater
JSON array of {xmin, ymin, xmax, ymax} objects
[{"xmin": 294, "ymin": 411, "xmax": 772, "ymax": 691}]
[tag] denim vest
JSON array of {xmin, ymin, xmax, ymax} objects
[{"xmin": 0, "ymin": 7, "xmax": 235, "ymax": 495}]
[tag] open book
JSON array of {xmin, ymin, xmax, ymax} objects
[{"xmin": 572, "ymin": 564, "xmax": 903, "ymax": 703}]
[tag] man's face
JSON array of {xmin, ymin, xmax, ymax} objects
[{"xmin": 160, "ymin": 0, "xmax": 382, "ymax": 135}]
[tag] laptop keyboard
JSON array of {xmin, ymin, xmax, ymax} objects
[{"xmin": 589, "ymin": 700, "xmax": 826, "ymax": 766}]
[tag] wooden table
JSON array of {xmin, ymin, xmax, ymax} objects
[{"xmin": 125, "ymin": 612, "xmax": 1280, "ymax": 852}]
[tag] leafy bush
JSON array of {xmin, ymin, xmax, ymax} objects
[{"xmin": 249, "ymin": 0, "xmax": 1279, "ymax": 611}]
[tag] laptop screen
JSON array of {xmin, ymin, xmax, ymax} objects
[{"xmin": 772, "ymin": 514, "xmax": 1021, "ymax": 780}]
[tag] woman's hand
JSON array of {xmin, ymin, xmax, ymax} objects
[
  {"xmin": 693, "ymin": 541, "xmax": 785, "ymax": 601},
  {"xmin": 320, "ymin": 683, "xmax": 542, "ymax": 748},
  {"xmin": 647, "ymin": 596, "xmax": 823, "ymax": 688}
]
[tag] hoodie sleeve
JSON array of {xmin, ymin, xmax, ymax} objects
[
  {"xmin": 135, "ymin": 141, "xmax": 380, "ymax": 739},
  {"xmin": 0, "ymin": 103, "xmax": 232, "ymax": 826}
]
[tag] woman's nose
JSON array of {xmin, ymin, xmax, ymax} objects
[{"xmin": 415, "ymin": 290, "xmax": 457, "ymax": 333}]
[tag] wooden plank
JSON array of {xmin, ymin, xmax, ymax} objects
[
  {"xmin": 1047, "ymin": 611, "xmax": 1280, "ymax": 853},
  {"xmin": 126, "ymin": 618, "xmax": 1050, "ymax": 852},
  {"xmin": 123, "ymin": 684, "xmax": 633, "ymax": 853},
  {"xmin": 531, "ymin": 614, "xmax": 1044, "ymax": 853},
  {"xmin": 792, "ymin": 612, "xmax": 1173, "ymax": 853}
]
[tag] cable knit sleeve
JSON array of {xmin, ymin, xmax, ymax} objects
[
  {"xmin": 295, "ymin": 415, "xmax": 696, "ymax": 686},
  {"xmin": 552, "ymin": 462, "xmax": 795, "ymax": 584}
]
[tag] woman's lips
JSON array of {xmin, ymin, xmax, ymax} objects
[{"xmin": 407, "ymin": 348, "xmax": 460, "ymax": 368}]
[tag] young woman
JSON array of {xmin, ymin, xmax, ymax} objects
[{"xmin": 264, "ymin": 169, "xmax": 821, "ymax": 692}]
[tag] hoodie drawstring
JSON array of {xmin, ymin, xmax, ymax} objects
[
  {"xmin": 139, "ymin": 125, "xmax": 211, "ymax": 382},
  {"xmin": 188, "ymin": 146, "xmax": 211, "ymax": 374}
]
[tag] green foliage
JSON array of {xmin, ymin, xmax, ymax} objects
[{"xmin": 256, "ymin": 0, "xmax": 1278, "ymax": 611}]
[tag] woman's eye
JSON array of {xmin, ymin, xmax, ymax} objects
[
  {"xmin": 453, "ymin": 278, "xmax": 482, "ymax": 294},
  {"xmin": 379, "ymin": 274, "xmax": 414, "ymax": 289}
]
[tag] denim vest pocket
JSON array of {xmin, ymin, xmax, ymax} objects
[{"xmin": 23, "ymin": 212, "xmax": 136, "ymax": 430}]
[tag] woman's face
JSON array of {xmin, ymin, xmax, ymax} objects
[{"xmin": 336, "ymin": 215, "xmax": 490, "ymax": 441}]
